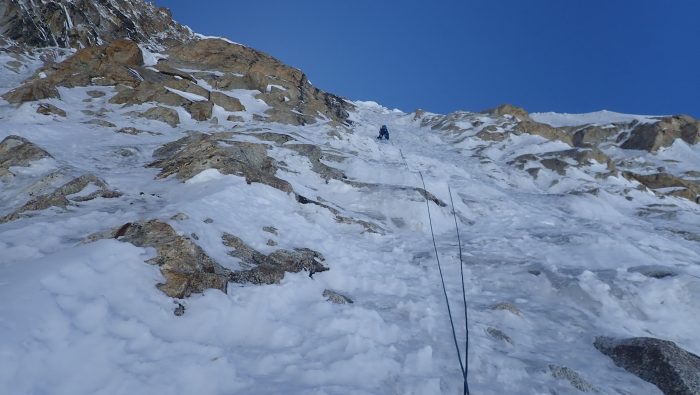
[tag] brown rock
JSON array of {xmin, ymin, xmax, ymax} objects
[
  {"xmin": 482, "ymin": 104, "xmax": 530, "ymax": 121},
  {"xmin": 622, "ymin": 172, "xmax": 700, "ymax": 203},
  {"xmin": 186, "ymin": 101, "xmax": 214, "ymax": 121},
  {"xmin": 36, "ymin": 103, "xmax": 66, "ymax": 117},
  {"xmin": 99, "ymin": 220, "xmax": 230, "ymax": 298},
  {"xmin": 148, "ymin": 132, "xmax": 293, "ymax": 192},
  {"xmin": 0, "ymin": 135, "xmax": 52, "ymax": 178},
  {"xmin": 210, "ymin": 91, "xmax": 245, "ymax": 112},
  {"xmin": 138, "ymin": 106, "xmax": 180, "ymax": 127},
  {"xmin": 621, "ymin": 115, "xmax": 700, "ymax": 152}
]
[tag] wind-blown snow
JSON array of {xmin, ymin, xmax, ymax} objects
[
  {"xmin": 531, "ymin": 110, "xmax": 660, "ymax": 127},
  {"xmin": 0, "ymin": 72, "xmax": 699, "ymax": 395}
]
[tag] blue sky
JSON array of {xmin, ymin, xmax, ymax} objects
[{"xmin": 157, "ymin": 0, "xmax": 699, "ymax": 117}]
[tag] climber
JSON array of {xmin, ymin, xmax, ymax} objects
[{"xmin": 377, "ymin": 125, "xmax": 390, "ymax": 140}]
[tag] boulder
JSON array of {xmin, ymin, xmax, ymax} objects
[
  {"xmin": 97, "ymin": 220, "xmax": 230, "ymax": 298},
  {"xmin": 486, "ymin": 327, "xmax": 513, "ymax": 344},
  {"xmin": 36, "ymin": 103, "xmax": 66, "ymax": 117},
  {"xmin": 0, "ymin": 135, "xmax": 52, "ymax": 179},
  {"xmin": 622, "ymin": 172, "xmax": 700, "ymax": 203},
  {"xmin": 223, "ymin": 233, "xmax": 328, "ymax": 285},
  {"xmin": 573, "ymin": 125, "xmax": 620, "ymax": 147},
  {"xmin": 548, "ymin": 365, "xmax": 597, "ymax": 392},
  {"xmin": 1, "ymin": 174, "xmax": 121, "ymax": 223},
  {"xmin": 185, "ymin": 100, "xmax": 214, "ymax": 121},
  {"xmin": 210, "ymin": 91, "xmax": 245, "ymax": 112},
  {"xmin": 594, "ymin": 336, "xmax": 700, "ymax": 395},
  {"xmin": 138, "ymin": 106, "xmax": 180, "ymax": 127},
  {"xmin": 148, "ymin": 133, "xmax": 293, "ymax": 192},
  {"xmin": 323, "ymin": 289, "xmax": 354, "ymax": 304},
  {"xmin": 2, "ymin": 80, "xmax": 60, "ymax": 104},
  {"xmin": 110, "ymin": 81, "xmax": 192, "ymax": 107},
  {"xmin": 621, "ymin": 115, "xmax": 700, "ymax": 152}
]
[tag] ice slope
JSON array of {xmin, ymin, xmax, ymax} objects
[{"xmin": 1, "ymin": 78, "xmax": 700, "ymax": 394}]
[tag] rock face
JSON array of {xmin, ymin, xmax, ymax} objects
[
  {"xmin": 223, "ymin": 233, "xmax": 328, "ymax": 285},
  {"xmin": 165, "ymin": 38, "xmax": 354, "ymax": 125},
  {"xmin": 594, "ymin": 336, "xmax": 700, "ymax": 395},
  {"xmin": 148, "ymin": 132, "xmax": 293, "ymax": 193},
  {"xmin": 106, "ymin": 220, "xmax": 230, "ymax": 298},
  {"xmin": 621, "ymin": 115, "xmax": 700, "ymax": 152},
  {"xmin": 0, "ymin": 0, "xmax": 192, "ymax": 49},
  {"xmin": 0, "ymin": 135, "xmax": 52, "ymax": 178},
  {"xmin": 509, "ymin": 148, "xmax": 615, "ymax": 177},
  {"xmin": 623, "ymin": 172, "xmax": 700, "ymax": 203},
  {"xmin": 1, "ymin": 173, "xmax": 121, "ymax": 223},
  {"xmin": 2, "ymin": 39, "xmax": 145, "ymax": 103}
]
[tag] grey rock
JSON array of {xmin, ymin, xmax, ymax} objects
[
  {"xmin": 174, "ymin": 303, "xmax": 186, "ymax": 316},
  {"xmin": 0, "ymin": 0, "xmax": 192, "ymax": 49},
  {"xmin": 486, "ymin": 327, "xmax": 513, "ymax": 344},
  {"xmin": 549, "ymin": 364, "xmax": 597, "ymax": 392},
  {"xmin": 223, "ymin": 233, "xmax": 328, "ymax": 285},
  {"xmin": 148, "ymin": 133, "xmax": 293, "ymax": 193},
  {"xmin": 621, "ymin": 116, "xmax": 700, "ymax": 152},
  {"xmin": 36, "ymin": 103, "xmax": 66, "ymax": 117},
  {"xmin": 0, "ymin": 135, "xmax": 52, "ymax": 179},
  {"xmin": 323, "ymin": 289, "xmax": 354, "ymax": 304},
  {"xmin": 262, "ymin": 226, "xmax": 278, "ymax": 235},
  {"xmin": 594, "ymin": 336, "xmax": 700, "ymax": 395},
  {"xmin": 628, "ymin": 265, "xmax": 677, "ymax": 279},
  {"xmin": 489, "ymin": 302, "xmax": 522, "ymax": 316},
  {"xmin": 1, "ymin": 173, "xmax": 121, "ymax": 223}
]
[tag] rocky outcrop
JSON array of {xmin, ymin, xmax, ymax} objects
[
  {"xmin": 147, "ymin": 132, "xmax": 293, "ymax": 193},
  {"xmin": 594, "ymin": 336, "xmax": 700, "ymax": 395},
  {"xmin": 0, "ymin": 0, "xmax": 192, "ymax": 49},
  {"xmin": 286, "ymin": 144, "xmax": 347, "ymax": 181},
  {"xmin": 209, "ymin": 91, "xmax": 245, "ymax": 112},
  {"xmin": 185, "ymin": 100, "xmax": 213, "ymax": 121},
  {"xmin": 36, "ymin": 103, "xmax": 66, "ymax": 117},
  {"xmin": 548, "ymin": 365, "xmax": 597, "ymax": 392},
  {"xmin": 1, "ymin": 173, "xmax": 121, "ymax": 223},
  {"xmin": 223, "ymin": 233, "xmax": 328, "ymax": 284},
  {"xmin": 323, "ymin": 289, "xmax": 353, "ymax": 304},
  {"xmin": 509, "ymin": 148, "xmax": 615, "ymax": 177},
  {"xmin": 622, "ymin": 172, "xmax": 700, "ymax": 203},
  {"xmin": 164, "ymin": 38, "xmax": 354, "ymax": 125},
  {"xmin": 95, "ymin": 220, "xmax": 230, "ymax": 298},
  {"xmin": 621, "ymin": 115, "xmax": 699, "ymax": 152},
  {"xmin": 482, "ymin": 104, "xmax": 530, "ymax": 121},
  {"xmin": 137, "ymin": 106, "xmax": 180, "ymax": 127},
  {"xmin": 573, "ymin": 125, "xmax": 621, "ymax": 148},
  {"xmin": 0, "ymin": 135, "xmax": 52, "ymax": 179},
  {"xmin": 2, "ymin": 39, "xmax": 144, "ymax": 104}
]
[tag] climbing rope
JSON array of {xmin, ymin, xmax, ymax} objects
[{"xmin": 387, "ymin": 132, "xmax": 470, "ymax": 394}]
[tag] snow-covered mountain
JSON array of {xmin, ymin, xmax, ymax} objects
[{"xmin": 1, "ymin": 1, "xmax": 699, "ymax": 394}]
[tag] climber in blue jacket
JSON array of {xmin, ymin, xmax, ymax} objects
[{"xmin": 377, "ymin": 125, "xmax": 390, "ymax": 140}]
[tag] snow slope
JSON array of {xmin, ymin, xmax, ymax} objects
[{"xmin": 1, "ymin": 66, "xmax": 700, "ymax": 395}]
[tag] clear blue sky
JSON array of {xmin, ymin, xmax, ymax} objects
[{"xmin": 157, "ymin": 0, "xmax": 699, "ymax": 117}]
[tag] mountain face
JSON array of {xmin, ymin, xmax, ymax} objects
[
  {"xmin": 1, "ymin": 1, "xmax": 699, "ymax": 395},
  {"xmin": 0, "ymin": 0, "xmax": 191, "ymax": 48}
]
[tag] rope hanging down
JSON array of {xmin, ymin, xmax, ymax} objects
[{"xmin": 388, "ymin": 136, "xmax": 471, "ymax": 394}]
